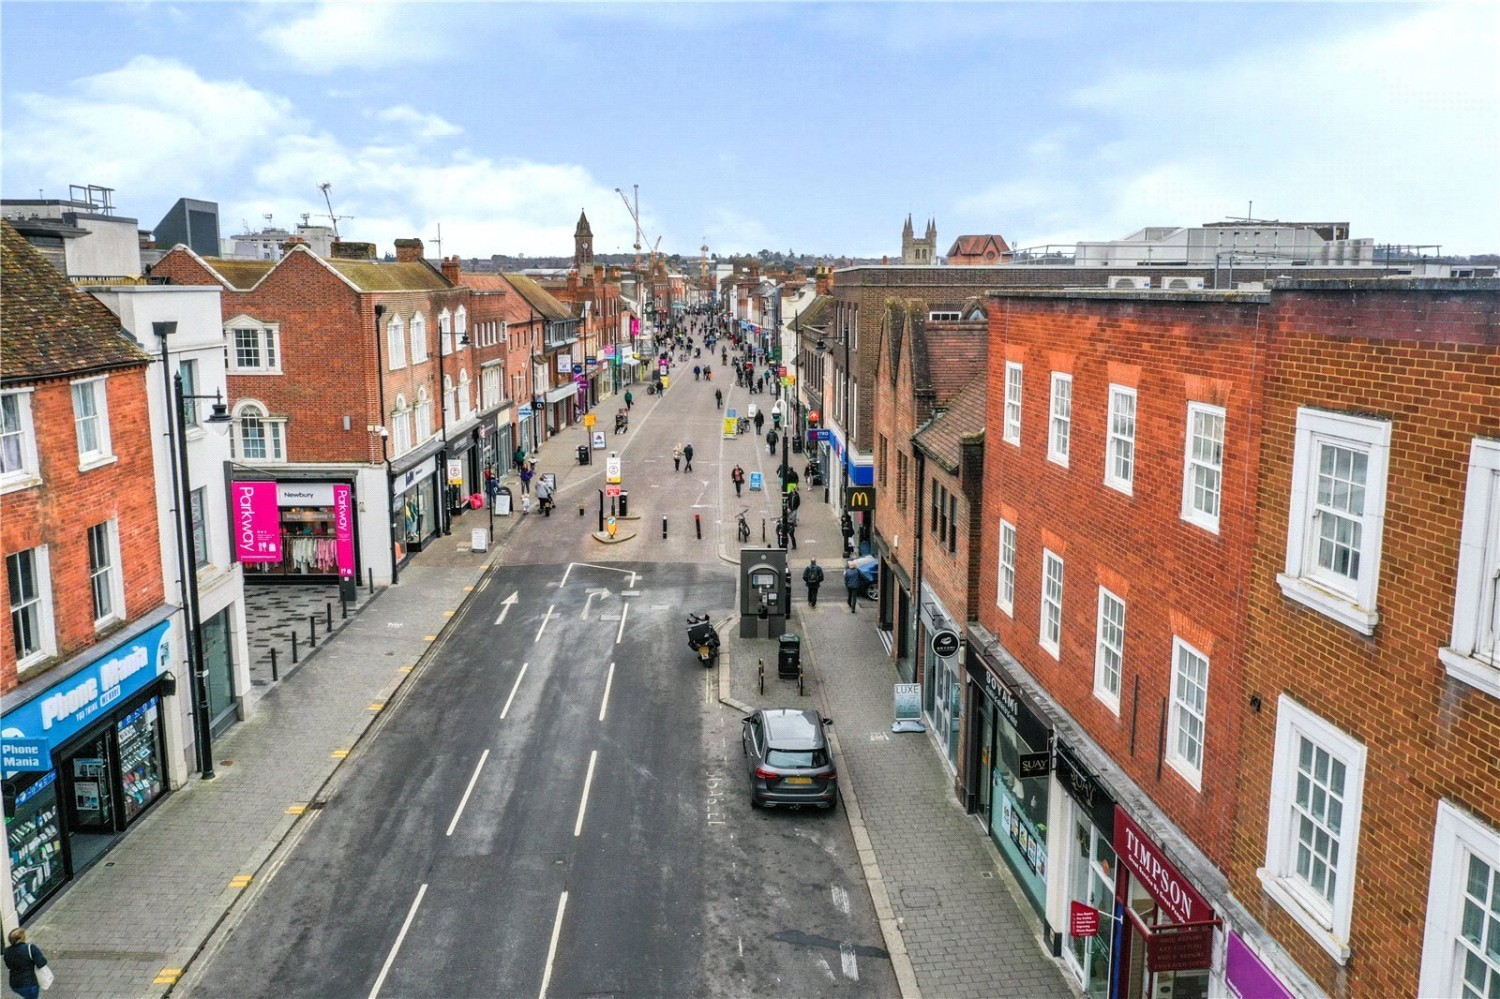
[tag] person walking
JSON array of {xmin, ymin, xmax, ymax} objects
[
  {"xmin": 672, "ymin": 442, "xmax": 683, "ymax": 472},
  {"xmin": 766, "ymin": 428, "xmax": 779, "ymax": 456},
  {"xmin": 784, "ymin": 505, "xmax": 799, "ymax": 549},
  {"xmin": 535, "ymin": 475, "xmax": 555, "ymax": 516},
  {"xmin": 844, "ymin": 560, "xmax": 862, "ymax": 612},
  {"xmin": 802, "ymin": 559, "xmax": 824, "ymax": 606},
  {"xmin": 514, "ymin": 445, "xmax": 527, "ymax": 469},
  {"xmin": 683, "ymin": 442, "xmax": 695, "ymax": 472},
  {"xmin": 731, "ymin": 464, "xmax": 745, "ymax": 496},
  {"xmin": 754, "ymin": 410, "xmax": 764, "ymax": 436},
  {"xmin": 693, "ymin": 365, "xmax": 701, "ymax": 381},
  {"xmin": 714, "ymin": 388, "xmax": 723, "ymax": 409},
  {"xmin": 3, "ymin": 929, "xmax": 49, "ymax": 999},
  {"xmin": 624, "ymin": 389, "xmax": 633, "ymax": 411},
  {"xmin": 519, "ymin": 461, "xmax": 534, "ymax": 494}
]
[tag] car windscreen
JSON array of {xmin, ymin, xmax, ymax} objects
[{"xmin": 766, "ymin": 748, "xmax": 829, "ymax": 769}]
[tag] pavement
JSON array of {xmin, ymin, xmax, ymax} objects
[{"xmin": 24, "ymin": 334, "xmax": 1074, "ymax": 999}]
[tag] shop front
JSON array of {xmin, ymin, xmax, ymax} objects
[
  {"xmin": 1112, "ymin": 807, "xmax": 1218, "ymax": 999},
  {"xmin": 544, "ymin": 380, "xmax": 575, "ymax": 438},
  {"xmin": 876, "ymin": 545, "xmax": 914, "ymax": 682},
  {"xmin": 965, "ymin": 645, "xmax": 1053, "ymax": 920},
  {"xmin": 391, "ymin": 455, "xmax": 441, "ymax": 560},
  {"xmin": 1055, "ymin": 743, "xmax": 1120, "ymax": 999},
  {"xmin": 919, "ymin": 585, "xmax": 961, "ymax": 770},
  {"xmin": 3, "ymin": 617, "xmax": 177, "ymax": 921},
  {"xmin": 233, "ymin": 480, "xmax": 359, "ymax": 583},
  {"xmin": 516, "ymin": 403, "xmax": 537, "ymax": 457}
]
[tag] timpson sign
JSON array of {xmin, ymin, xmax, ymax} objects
[{"xmin": 1112, "ymin": 806, "xmax": 1211, "ymax": 925}]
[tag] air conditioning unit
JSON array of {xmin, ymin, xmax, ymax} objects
[
  {"xmin": 1159, "ymin": 276, "xmax": 1205, "ymax": 291},
  {"xmin": 1109, "ymin": 275, "xmax": 1152, "ymax": 290}
]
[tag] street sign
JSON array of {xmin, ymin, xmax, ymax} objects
[
  {"xmin": 606, "ymin": 452, "xmax": 622, "ymax": 483},
  {"xmin": 930, "ymin": 629, "xmax": 960, "ymax": 659},
  {"xmin": 605, "ymin": 484, "xmax": 621, "ymax": 498},
  {"xmin": 583, "ymin": 412, "xmax": 596, "ymax": 428},
  {"xmin": 591, "ymin": 431, "xmax": 607, "ymax": 450}
]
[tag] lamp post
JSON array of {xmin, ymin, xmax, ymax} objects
[{"xmin": 156, "ymin": 321, "xmax": 232, "ymax": 780}]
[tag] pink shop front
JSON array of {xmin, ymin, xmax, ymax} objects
[{"xmin": 232, "ymin": 480, "xmax": 359, "ymax": 584}]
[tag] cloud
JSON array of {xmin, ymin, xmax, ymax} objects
[
  {"xmin": 258, "ymin": 3, "xmax": 445, "ymax": 73},
  {"xmin": 373, "ymin": 105, "xmax": 462, "ymax": 140}
]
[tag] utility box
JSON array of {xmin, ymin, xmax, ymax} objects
[{"xmin": 739, "ymin": 547, "xmax": 789, "ymax": 639}]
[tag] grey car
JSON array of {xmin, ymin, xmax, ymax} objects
[{"xmin": 742, "ymin": 708, "xmax": 837, "ymax": 810}]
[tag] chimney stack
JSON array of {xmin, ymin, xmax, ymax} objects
[
  {"xmin": 330, "ymin": 240, "xmax": 377, "ymax": 260},
  {"xmin": 814, "ymin": 263, "xmax": 832, "ymax": 296},
  {"xmin": 394, "ymin": 238, "xmax": 425, "ymax": 264},
  {"xmin": 280, "ymin": 236, "xmax": 309, "ymax": 255},
  {"xmin": 441, "ymin": 255, "xmax": 461, "ymax": 283}
]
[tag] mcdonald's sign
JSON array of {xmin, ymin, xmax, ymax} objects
[{"xmin": 846, "ymin": 486, "xmax": 877, "ymax": 511}]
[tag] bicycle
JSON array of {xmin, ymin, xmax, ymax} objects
[{"xmin": 736, "ymin": 508, "xmax": 751, "ymax": 544}]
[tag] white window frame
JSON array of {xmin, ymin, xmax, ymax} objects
[
  {"xmin": 996, "ymin": 518, "xmax": 1016, "ymax": 615},
  {"xmin": 414, "ymin": 388, "xmax": 432, "ymax": 442},
  {"xmin": 458, "ymin": 369, "xmax": 473, "ymax": 421},
  {"xmin": 1040, "ymin": 549, "xmax": 1063, "ymax": 658},
  {"xmin": 443, "ymin": 374, "xmax": 457, "ymax": 427},
  {"xmin": 455, "ymin": 305, "xmax": 468, "ymax": 337},
  {"xmin": 1441, "ymin": 438, "xmax": 1500, "ymax": 699},
  {"xmin": 226, "ymin": 317, "xmax": 282, "ymax": 374},
  {"xmin": 1003, "ymin": 362, "xmax": 1022, "ymax": 446},
  {"xmin": 1181, "ymin": 402, "xmax": 1226, "ymax": 533},
  {"xmin": 87, "ymin": 519, "xmax": 124, "ymax": 628},
  {"xmin": 1048, "ymin": 372, "xmax": 1072, "ymax": 467},
  {"xmin": 6, "ymin": 545, "xmax": 56, "ymax": 671},
  {"xmin": 1105, "ymin": 385, "xmax": 1136, "ymax": 495},
  {"xmin": 482, "ymin": 365, "xmax": 502, "ymax": 409},
  {"xmin": 387, "ymin": 314, "xmax": 407, "ymax": 370},
  {"xmin": 1166, "ymin": 637, "xmax": 1209, "ymax": 790},
  {"xmin": 71, "ymin": 375, "xmax": 115, "ymax": 469},
  {"xmin": 410, "ymin": 311, "xmax": 428, "ymax": 364},
  {"xmin": 1094, "ymin": 588, "xmax": 1125, "ymax": 714},
  {"xmin": 0, "ymin": 388, "xmax": 41, "ymax": 492},
  {"xmin": 1418, "ymin": 800, "xmax": 1500, "ymax": 997},
  {"xmin": 1259, "ymin": 695, "xmax": 1366, "ymax": 964},
  {"xmin": 234, "ymin": 401, "xmax": 286, "ymax": 463},
  {"xmin": 1277, "ymin": 408, "xmax": 1391, "ymax": 635}
]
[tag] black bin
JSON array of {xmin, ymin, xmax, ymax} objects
[
  {"xmin": 577, "ymin": 444, "xmax": 591, "ymax": 466},
  {"xmin": 618, "ymin": 489, "xmax": 629, "ymax": 517},
  {"xmin": 777, "ymin": 634, "xmax": 802, "ymax": 678}
]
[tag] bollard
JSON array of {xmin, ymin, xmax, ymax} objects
[
  {"xmin": 326, "ymin": 602, "xmax": 333, "ymax": 631},
  {"xmin": 762, "ymin": 519, "xmax": 767, "ymax": 543},
  {"xmin": 309, "ymin": 614, "xmax": 318, "ymax": 647},
  {"xmin": 269, "ymin": 647, "xmax": 279, "ymax": 681},
  {"xmin": 695, "ymin": 514, "xmax": 701, "ymax": 539},
  {"xmin": 367, "ymin": 567, "xmax": 375, "ymax": 595},
  {"xmin": 662, "ymin": 515, "xmax": 668, "ymax": 539},
  {"xmin": 291, "ymin": 631, "xmax": 300, "ymax": 664},
  {"xmin": 341, "ymin": 593, "xmax": 349, "ymax": 619}
]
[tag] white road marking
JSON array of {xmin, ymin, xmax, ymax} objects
[
  {"xmin": 535, "ymin": 604, "xmax": 555, "ymax": 642},
  {"xmin": 831, "ymin": 884, "xmax": 850, "ymax": 914},
  {"xmin": 574, "ymin": 750, "xmax": 598, "ymax": 837},
  {"xmin": 500, "ymin": 663, "xmax": 528, "ymax": 719},
  {"xmin": 599, "ymin": 663, "xmax": 615, "ymax": 722},
  {"xmin": 445, "ymin": 750, "xmax": 490, "ymax": 837},
  {"xmin": 816, "ymin": 957, "xmax": 835, "ymax": 981},
  {"xmin": 737, "ymin": 936, "xmax": 743, "ymax": 958},
  {"xmin": 538, "ymin": 891, "xmax": 568, "ymax": 999},
  {"xmin": 368, "ymin": 883, "xmax": 427, "ymax": 999},
  {"xmin": 615, "ymin": 601, "xmax": 629, "ymax": 644},
  {"xmin": 494, "ymin": 591, "xmax": 519, "ymax": 625},
  {"xmin": 840, "ymin": 941, "xmax": 859, "ymax": 980},
  {"xmin": 581, "ymin": 587, "xmax": 611, "ymax": 619}
]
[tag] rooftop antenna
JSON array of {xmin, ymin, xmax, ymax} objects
[
  {"xmin": 318, "ymin": 182, "xmax": 353, "ymax": 240},
  {"xmin": 263, "ymin": 213, "xmax": 274, "ymax": 229},
  {"xmin": 431, "ymin": 222, "xmax": 442, "ymax": 261}
]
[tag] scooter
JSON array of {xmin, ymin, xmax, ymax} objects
[{"xmin": 686, "ymin": 613, "xmax": 719, "ymax": 667}]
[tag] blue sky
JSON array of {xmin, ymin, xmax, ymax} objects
[{"xmin": 3, "ymin": 2, "xmax": 1496, "ymax": 258}]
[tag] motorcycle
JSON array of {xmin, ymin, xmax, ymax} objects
[{"xmin": 686, "ymin": 613, "xmax": 720, "ymax": 667}]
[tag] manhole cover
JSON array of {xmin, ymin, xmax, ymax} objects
[{"xmin": 899, "ymin": 886, "xmax": 939, "ymax": 909}]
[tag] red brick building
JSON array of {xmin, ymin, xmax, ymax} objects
[{"xmin": 444, "ymin": 261, "xmax": 521, "ymax": 477}]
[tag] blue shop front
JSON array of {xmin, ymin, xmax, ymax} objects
[{"xmin": 3, "ymin": 615, "xmax": 178, "ymax": 921}]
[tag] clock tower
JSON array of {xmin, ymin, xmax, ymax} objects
[{"xmin": 574, "ymin": 210, "xmax": 594, "ymax": 270}]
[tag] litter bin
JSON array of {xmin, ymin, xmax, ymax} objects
[
  {"xmin": 777, "ymin": 634, "xmax": 802, "ymax": 678},
  {"xmin": 577, "ymin": 444, "xmax": 591, "ymax": 466},
  {"xmin": 619, "ymin": 489, "xmax": 629, "ymax": 517}
]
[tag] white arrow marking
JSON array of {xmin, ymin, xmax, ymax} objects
[
  {"xmin": 580, "ymin": 587, "xmax": 612, "ymax": 619},
  {"xmin": 493, "ymin": 591, "xmax": 519, "ymax": 626}
]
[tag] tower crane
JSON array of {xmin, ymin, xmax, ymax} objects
[
  {"xmin": 614, "ymin": 184, "xmax": 662, "ymax": 274},
  {"xmin": 318, "ymin": 182, "xmax": 354, "ymax": 240}
]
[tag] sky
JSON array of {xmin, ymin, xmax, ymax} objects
[{"xmin": 3, "ymin": 2, "xmax": 1497, "ymax": 260}]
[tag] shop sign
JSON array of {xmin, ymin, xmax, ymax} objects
[
  {"xmin": 332, "ymin": 484, "xmax": 355, "ymax": 580},
  {"xmin": 392, "ymin": 456, "xmax": 439, "ymax": 498},
  {"xmin": 277, "ymin": 483, "xmax": 335, "ymax": 506},
  {"xmin": 605, "ymin": 453, "xmax": 622, "ymax": 483},
  {"xmin": 1147, "ymin": 921, "xmax": 1215, "ymax": 973},
  {"xmin": 846, "ymin": 486, "xmax": 876, "ymax": 511},
  {"xmin": 2, "ymin": 736, "xmax": 50, "ymax": 775},
  {"xmin": 233, "ymin": 481, "xmax": 282, "ymax": 563},
  {"xmin": 557, "ymin": 353, "xmax": 573, "ymax": 373},
  {"xmin": 1055, "ymin": 741, "xmax": 1115, "ymax": 836},
  {"xmin": 1226, "ymin": 931, "xmax": 1295, "ymax": 999},
  {"xmin": 0, "ymin": 620, "xmax": 172, "ymax": 752},
  {"xmin": 930, "ymin": 629, "xmax": 960, "ymax": 659},
  {"xmin": 892, "ymin": 683, "xmax": 925, "ymax": 733},
  {"xmin": 518, "ymin": 405, "xmax": 533, "ymax": 417},
  {"xmin": 592, "ymin": 431, "xmax": 607, "ymax": 450},
  {"xmin": 1070, "ymin": 901, "xmax": 1100, "ymax": 938},
  {"xmin": 1019, "ymin": 752, "xmax": 1052, "ymax": 780},
  {"xmin": 1113, "ymin": 806, "xmax": 1212, "ymax": 925}
]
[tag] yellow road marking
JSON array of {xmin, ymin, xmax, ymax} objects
[
  {"xmin": 443, "ymin": 610, "xmax": 456, "ymax": 617},
  {"xmin": 332, "ymin": 749, "xmax": 350, "ymax": 759},
  {"xmin": 369, "ymin": 702, "xmax": 385, "ymax": 712},
  {"xmin": 399, "ymin": 665, "xmax": 413, "ymax": 673},
  {"xmin": 286, "ymin": 804, "xmax": 306, "ymax": 815},
  {"xmin": 229, "ymin": 875, "xmax": 253, "ymax": 889},
  {"xmin": 153, "ymin": 969, "xmax": 182, "ymax": 985},
  {"xmin": 464, "ymin": 585, "xmax": 475, "ymax": 592},
  {"xmin": 424, "ymin": 634, "xmax": 437, "ymax": 641}
]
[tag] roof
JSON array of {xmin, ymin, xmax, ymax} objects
[
  {"xmin": 924, "ymin": 323, "xmax": 987, "ymax": 404},
  {"xmin": 183, "ymin": 249, "xmax": 448, "ymax": 292},
  {"xmin": 455, "ymin": 272, "xmax": 511, "ymax": 292},
  {"xmin": 1, "ymin": 220, "xmax": 153, "ymax": 384},
  {"xmin": 501, "ymin": 273, "xmax": 574, "ymax": 321},
  {"xmin": 795, "ymin": 294, "xmax": 835, "ymax": 333},
  {"xmin": 947, "ymin": 234, "xmax": 1012, "ymax": 257},
  {"xmin": 913, "ymin": 374, "xmax": 987, "ymax": 473}
]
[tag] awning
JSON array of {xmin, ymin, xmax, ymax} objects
[
  {"xmin": 544, "ymin": 383, "xmax": 575, "ymax": 403},
  {"xmin": 620, "ymin": 357, "xmax": 641, "ymax": 366}
]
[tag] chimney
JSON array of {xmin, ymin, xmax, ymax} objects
[
  {"xmin": 281, "ymin": 236, "xmax": 309, "ymax": 255},
  {"xmin": 749, "ymin": 263, "xmax": 761, "ymax": 281},
  {"xmin": 394, "ymin": 238, "xmax": 424, "ymax": 264},
  {"xmin": 330, "ymin": 240, "xmax": 377, "ymax": 260},
  {"xmin": 441, "ymin": 255, "xmax": 461, "ymax": 283},
  {"xmin": 815, "ymin": 263, "xmax": 832, "ymax": 296}
]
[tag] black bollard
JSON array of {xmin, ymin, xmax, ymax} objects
[
  {"xmin": 269, "ymin": 647, "xmax": 279, "ymax": 681},
  {"xmin": 309, "ymin": 614, "xmax": 318, "ymax": 647},
  {"xmin": 695, "ymin": 514, "xmax": 701, "ymax": 539},
  {"xmin": 367, "ymin": 567, "xmax": 375, "ymax": 595},
  {"xmin": 662, "ymin": 515, "xmax": 668, "ymax": 539},
  {"xmin": 341, "ymin": 593, "xmax": 349, "ymax": 619},
  {"xmin": 326, "ymin": 602, "xmax": 333, "ymax": 630},
  {"xmin": 291, "ymin": 631, "xmax": 300, "ymax": 664}
]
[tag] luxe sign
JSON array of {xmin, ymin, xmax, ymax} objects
[{"xmin": 233, "ymin": 481, "xmax": 281, "ymax": 563}]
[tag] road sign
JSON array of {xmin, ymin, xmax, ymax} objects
[
  {"xmin": 606, "ymin": 453, "xmax": 622, "ymax": 483},
  {"xmin": 605, "ymin": 484, "xmax": 621, "ymax": 498},
  {"xmin": 930, "ymin": 628, "xmax": 960, "ymax": 659},
  {"xmin": 583, "ymin": 412, "xmax": 596, "ymax": 428}
]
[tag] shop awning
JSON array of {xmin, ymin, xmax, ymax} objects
[
  {"xmin": 620, "ymin": 357, "xmax": 641, "ymax": 366},
  {"xmin": 544, "ymin": 383, "xmax": 575, "ymax": 403}
]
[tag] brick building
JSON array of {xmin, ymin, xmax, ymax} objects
[
  {"xmin": 2, "ymin": 223, "xmax": 186, "ymax": 925},
  {"xmin": 498, "ymin": 273, "xmax": 583, "ymax": 449},
  {"xmin": 443, "ymin": 259, "xmax": 520, "ymax": 479}
]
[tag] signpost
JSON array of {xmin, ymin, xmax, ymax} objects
[
  {"xmin": 605, "ymin": 452, "xmax": 622, "ymax": 484},
  {"xmin": 892, "ymin": 683, "xmax": 925, "ymax": 733}
]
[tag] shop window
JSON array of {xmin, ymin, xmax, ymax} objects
[
  {"xmin": 1094, "ymin": 588, "xmax": 1125, "ymax": 714},
  {"xmin": 1259, "ymin": 695, "xmax": 1366, "ymax": 963},
  {"xmin": 1106, "ymin": 386, "xmax": 1136, "ymax": 495},
  {"xmin": 1182, "ymin": 402, "xmax": 1225, "ymax": 533},
  {"xmin": 1277, "ymin": 407, "xmax": 1391, "ymax": 635},
  {"xmin": 234, "ymin": 401, "xmax": 285, "ymax": 462},
  {"xmin": 411, "ymin": 312, "xmax": 429, "ymax": 363},
  {"xmin": 0, "ymin": 388, "xmax": 40, "ymax": 490},
  {"xmin": 1166, "ymin": 638, "xmax": 1209, "ymax": 789},
  {"xmin": 1040, "ymin": 549, "xmax": 1064, "ymax": 658},
  {"xmin": 1418, "ymin": 800, "xmax": 1500, "ymax": 997},
  {"xmin": 228, "ymin": 319, "xmax": 281, "ymax": 374},
  {"xmin": 7, "ymin": 771, "xmax": 65, "ymax": 920},
  {"xmin": 387, "ymin": 314, "xmax": 407, "ymax": 370},
  {"xmin": 996, "ymin": 518, "xmax": 1016, "ymax": 615},
  {"xmin": 1067, "ymin": 817, "xmax": 1117, "ymax": 999},
  {"xmin": 87, "ymin": 520, "xmax": 123, "ymax": 628},
  {"xmin": 1440, "ymin": 437, "xmax": 1500, "ymax": 699},
  {"xmin": 1004, "ymin": 362, "xmax": 1023, "ymax": 446},
  {"xmin": 6, "ymin": 545, "xmax": 55, "ymax": 670},
  {"xmin": 1049, "ymin": 373, "xmax": 1072, "ymax": 467},
  {"xmin": 71, "ymin": 375, "xmax": 114, "ymax": 469},
  {"xmin": 190, "ymin": 487, "xmax": 210, "ymax": 567}
]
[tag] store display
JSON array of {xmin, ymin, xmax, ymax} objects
[
  {"xmin": 8, "ymin": 772, "xmax": 64, "ymax": 919},
  {"xmin": 117, "ymin": 698, "xmax": 164, "ymax": 823}
]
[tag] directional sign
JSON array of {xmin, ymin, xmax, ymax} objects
[{"xmin": 930, "ymin": 628, "xmax": 960, "ymax": 659}]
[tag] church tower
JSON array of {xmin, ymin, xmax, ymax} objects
[
  {"xmin": 901, "ymin": 215, "xmax": 937, "ymax": 264},
  {"xmin": 574, "ymin": 210, "xmax": 594, "ymax": 271}
]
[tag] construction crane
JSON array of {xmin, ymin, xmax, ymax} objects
[
  {"xmin": 318, "ymin": 182, "xmax": 354, "ymax": 240},
  {"xmin": 614, "ymin": 184, "xmax": 661, "ymax": 274}
]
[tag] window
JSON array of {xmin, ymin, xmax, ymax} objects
[
  {"xmin": 391, "ymin": 395, "xmax": 412, "ymax": 455},
  {"xmin": 88, "ymin": 520, "xmax": 122, "ymax": 626},
  {"xmin": 1040, "ymin": 549, "xmax": 1064, "ymax": 658},
  {"xmin": 1004, "ymin": 362, "xmax": 1023, "ymax": 446},
  {"xmin": 385, "ymin": 314, "xmax": 406, "ymax": 370},
  {"xmin": 1048, "ymin": 373, "xmax": 1072, "ymax": 467},
  {"xmin": 178, "ymin": 359, "xmax": 200, "ymax": 428},
  {"xmin": 455, "ymin": 306, "xmax": 467, "ymax": 337},
  {"xmin": 932, "ymin": 479, "xmax": 943, "ymax": 534},
  {"xmin": 928, "ymin": 311, "xmax": 960, "ymax": 321},
  {"xmin": 1166, "ymin": 638, "xmax": 1208, "ymax": 788},
  {"xmin": 443, "ymin": 375, "xmax": 457, "ymax": 426},
  {"xmin": 997, "ymin": 519, "xmax": 1016, "ymax": 615},
  {"xmin": 6, "ymin": 547, "xmax": 54, "ymax": 669},
  {"xmin": 1419, "ymin": 800, "xmax": 1500, "ymax": 998},
  {"xmin": 1441, "ymin": 438, "xmax": 1500, "ymax": 698},
  {"xmin": 228, "ymin": 320, "xmax": 281, "ymax": 373},
  {"xmin": 459, "ymin": 370, "xmax": 473, "ymax": 420},
  {"xmin": 414, "ymin": 388, "xmax": 432, "ymax": 441},
  {"xmin": 1259, "ymin": 695, "xmax": 1366, "ymax": 962},
  {"xmin": 948, "ymin": 494, "xmax": 958, "ymax": 553},
  {"xmin": 482, "ymin": 366, "xmax": 502, "ymax": 408},
  {"xmin": 235, "ymin": 402, "xmax": 285, "ymax": 462},
  {"xmin": 1278, "ymin": 408, "xmax": 1391, "ymax": 635},
  {"xmin": 1095, "ymin": 589, "xmax": 1125, "ymax": 712},
  {"xmin": 1106, "ymin": 386, "xmax": 1136, "ymax": 494},
  {"xmin": 896, "ymin": 451, "xmax": 909, "ymax": 510},
  {"xmin": 410, "ymin": 312, "xmax": 428, "ymax": 363},
  {"xmin": 1182, "ymin": 403, "xmax": 1225, "ymax": 532},
  {"xmin": 189, "ymin": 487, "xmax": 209, "ymax": 568},
  {"xmin": 72, "ymin": 376, "xmax": 114, "ymax": 467},
  {"xmin": 879, "ymin": 435, "xmax": 888, "ymax": 487},
  {"xmin": 0, "ymin": 389, "xmax": 39, "ymax": 488}
]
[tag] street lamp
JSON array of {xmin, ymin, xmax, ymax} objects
[{"xmin": 155, "ymin": 321, "xmax": 232, "ymax": 781}]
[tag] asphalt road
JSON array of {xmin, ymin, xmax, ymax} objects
[{"xmin": 183, "ymin": 557, "xmax": 895, "ymax": 998}]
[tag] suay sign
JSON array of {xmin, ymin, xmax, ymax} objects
[
  {"xmin": 233, "ymin": 481, "xmax": 281, "ymax": 563},
  {"xmin": 1113, "ymin": 806, "xmax": 1212, "ymax": 925}
]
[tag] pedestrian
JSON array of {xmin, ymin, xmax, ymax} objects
[
  {"xmin": 673, "ymin": 442, "xmax": 683, "ymax": 472},
  {"xmin": 844, "ymin": 560, "xmax": 862, "ymax": 613},
  {"xmin": 521, "ymin": 493, "xmax": 532, "ymax": 516},
  {"xmin": 785, "ymin": 505, "xmax": 799, "ymax": 549},
  {"xmin": 683, "ymin": 442, "xmax": 695, "ymax": 472},
  {"xmin": 704, "ymin": 364, "xmax": 712, "ymax": 380},
  {"xmin": 841, "ymin": 512, "xmax": 855, "ymax": 558},
  {"xmin": 519, "ymin": 461, "xmax": 534, "ymax": 494},
  {"xmin": 767, "ymin": 428, "xmax": 779, "ymax": 455},
  {"xmin": 513, "ymin": 445, "xmax": 527, "ymax": 469},
  {"xmin": 693, "ymin": 365, "xmax": 701, "ymax": 381},
  {"xmin": 3, "ymin": 928, "xmax": 50, "ymax": 999},
  {"xmin": 624, "ymin": 389, "xmax": 633, "ymax": 410},
  {"xmin": 802, "ymin": 559, "xmax": 824, "ymax": 606},
  {"xmin": 731, "ymin": 464, "xmax": 745, "ymax": 496},
  {"xmin": 715, "ymin": 388, "xmax": 723, "ymax": 409},
  {"xmin": 754, "ymin": 411, "xmax": 765, "ymax": 436},
  {"xmin": 536, "ymin": 475, "xmax": 554, "ymax": 516}
]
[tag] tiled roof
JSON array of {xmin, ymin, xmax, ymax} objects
[
  {"xmin": 456, "ymin": 273, "xmax": 512, "ymax": 292},
  {"xmin": 1, "ymin": 220, "xmax": 152, "ymax": 384},
  {"xmin": 924, "ymin": 322, "xmax": 988, "ymax": 405},
  {"xmin": 199, "ymin": 258, "xmax": 276, "ymax": 290},
  {"xmin": 326, "ymin": 259, "xmax": 448, "ymax": 291},
  {"xmin": 501, "ymin": 273, "xmax": 574, "ymax": 320},
  {"xmin": 795, "ymin": 295, "xmax": 835, "ymax": 333},
  {"xmin": 913, "ymin": 374, "xmax": 987, "ymax": 473},
  {"xmin": 947, "ymin": 234, "xmax": 1012, "ymax": 256}
]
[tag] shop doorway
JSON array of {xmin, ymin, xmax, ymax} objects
[{"xmin": 61, "ymin": 731, "xmax": 116, "ymax": 870}]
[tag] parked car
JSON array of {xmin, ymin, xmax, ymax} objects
[{"xmin": 742, "ymin": 708, "xmax": 837, "ymax": 810}]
